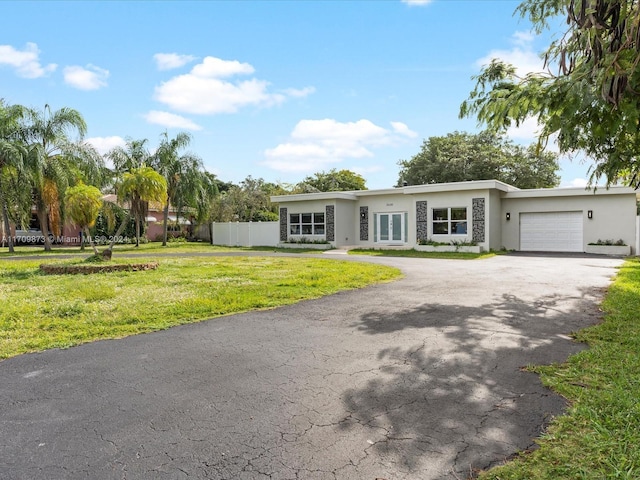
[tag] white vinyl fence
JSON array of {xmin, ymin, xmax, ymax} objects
[{"xmin": 196, "ymin": 221, "xmax": 279, "ymax": 247}]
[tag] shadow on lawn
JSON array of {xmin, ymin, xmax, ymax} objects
[{"xmin": 341, "ymin": 288, "xmax": 603, "ymax": 478}]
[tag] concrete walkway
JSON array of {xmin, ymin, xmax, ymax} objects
[{"xmin": 0, "ymin": 253, "xmax": 623, "ymax": 479}]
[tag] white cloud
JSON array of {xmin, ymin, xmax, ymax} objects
[
  {"xmin": 506, "ymin": 117, "xmax": 540, "ymax": 141},
  {"xmin": 562, "ymin": 178, "xmax": 589, "ymax": 188},
  {"xmin": 191, "ymin": 56, "xmax": 254, "ymax": 77},
  {"xmin": 476, "ymin": 31, "xmax": 544, "ymax": 77},
  {"xmin": 282, "ymin": 86, "xmax": 316, "ymax": 98},
  {"xmin": 64, "ymin": 64, "xmax": 109, "ymax": 90},
  {"xmin": 153, "ymin": 53, "xmax": 197, "ymax": 70},
  {"xmin": 263, "ymin": 119, "xmax": 416, "ymax": 173},
  {"xmin": 154, "ymin": 56, "xmax": 312, "ymax": 115},
  {"xmin": 391, "ymin": 121, "xmax": 418, "ymax": 138},
  {"xmin": 0, "ymin": 42, "xmax": 57, "ymax": 78},
  {"xmin": 85, "ymin": 136, "xmax": 126, "ymax": 155},
  {"xmin": 401, "ymin": 0, "xmax": 433, "ymax": 5},
  {"xmin": 143, "ymin": 110, "xmax": 202, "ymax": 131}
]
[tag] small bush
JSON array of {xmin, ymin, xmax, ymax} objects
[{"xmin": 589, "ymin": 239, "xmax": 627, "ymax": 246}]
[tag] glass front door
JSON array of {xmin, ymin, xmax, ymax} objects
[{"xmin": 378, "ymin": 213, "xmax": 405, "ymax": 243}]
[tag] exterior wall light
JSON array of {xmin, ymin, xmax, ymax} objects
[
  {"xmin": 506, "ymin": 212, "xmax": 511, "ymax": 221},
  {"xmin": 588, "ymin": 210, "xmax": 593, "ymax": 219}
]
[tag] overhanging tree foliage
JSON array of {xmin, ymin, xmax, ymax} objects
[
  {"xmin": 397, "ymin": 131, "xmax": 559, "ymax": 188},
  {"xmin": 460, "ymin": 0, "xmax": 640, "ymax": 188}
]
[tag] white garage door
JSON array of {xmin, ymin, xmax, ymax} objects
[{"xmin": 520, "ymin": 211, "xmax": 583, "ymax": 252}]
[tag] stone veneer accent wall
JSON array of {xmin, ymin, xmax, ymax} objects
[
  {"xmin": 416, "ymin": 200, "xmax": 428, "ymax": 243},
  {"xmin": 472, "ymin": 198, "xmax": 485, "ymax": 243},
  {"xmin": 326, "ymin": 205, "xmax": 335, "ymax": 242},
  {"xmin": 279, "ymin": 207, "xmax": 288, "ymax": 242},
  {"xmin": 359, "ymin": 206, "xmax": 368, "ymax": 241}
]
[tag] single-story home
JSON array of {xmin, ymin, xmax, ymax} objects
[{"xmin": 271, "ymin": 180, "xmax": 639, "ymax": 254}]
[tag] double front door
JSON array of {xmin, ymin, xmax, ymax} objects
[{"xmin": 377, "ymin": 212, "xmax": 405, "ymax": 243}]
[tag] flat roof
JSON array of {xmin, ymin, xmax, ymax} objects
[
  {"xmin": 271, "ymin": 180, "xmax": 639, "ymax": 203},
  {"xmin": 271, "ymin": 179, "xmax": 519, "ymax": 203},
  {"xmin": 502, "ymin": 185, "xmax": 637, "ymax": 199}
]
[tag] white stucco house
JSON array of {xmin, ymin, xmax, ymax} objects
[{"xmin": 271, "ymin": 180, "xmax": 638, "ymax": 254}]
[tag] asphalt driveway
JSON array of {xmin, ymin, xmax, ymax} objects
[{"xmin": 0, "ymin": 253, "xmax": 623, "ymax": 479}]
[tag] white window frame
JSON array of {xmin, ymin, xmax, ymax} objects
[
  {"xmin": 289, "ymin": 212, "xmax": 325, "ymax": 237},
  {"xmin": 373, "ymin": 212, "xmax": 408, "ymax": 244},
  {"xmin": 432, "ymin": 207, "xmax": 468, "ymax": 236}
]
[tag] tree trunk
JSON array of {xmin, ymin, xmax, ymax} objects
[
  {"xmin": 162, "ymin": 201, "xmax": 169, "ymax": 246},
  {"xmin": 209, "ymin": 221, "xmax": 214, "ymax": 245},
  {"xmin": 0, "ymin": 187, "xmax": 15, "ymax": 253},
  {"xmin": 135, "ymin": 216, "xmax": 140, "ymax": 247},
  {"xmin": 104, "ymin": 211, "xmax": 132, "ymax": 254},
  {"xmin": 84, "ymin": 227, "xmax": 99, "ymax": 255},
  {"xmin": 37, "ymin": 206, "xmax": 52, "ymax": 252}
]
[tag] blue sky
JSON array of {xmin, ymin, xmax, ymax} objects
[{"xmin": 1, "ymin": 0, "xmax": 588, "ymax": 190}]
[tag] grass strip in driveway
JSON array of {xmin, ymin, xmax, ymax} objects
[
  {"xmin": 479, "ymin": 258, "xmax": 640, "ymax": 479},
  {"xmin": 0, "ymin": 256, "xmax": 401, "ymax": 360},
  {"xmin": 348, "ymin": 248, "xmax": 496, "ymax": 260}
]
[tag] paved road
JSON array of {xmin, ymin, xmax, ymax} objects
[{"xmin": 0, "ymin": 253, "xmax": 623, "ymax": 479}]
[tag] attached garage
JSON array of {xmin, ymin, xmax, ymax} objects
[{"xmin": 519, "ymin": 211, "xmax": 583, "ymax": 252}]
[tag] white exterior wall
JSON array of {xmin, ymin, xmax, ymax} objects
[
  {"xmin": 501, "ymin": 193, "xmax": 637, "ymax": 253},
  {"xmin": 356, "ymin": 193, "xmax": 412, "ymax": 247},
  {"xmin": 410, "ymin": 190, "xmax": 492, "ymax": 251},
  {"xmin": 488, "ymin": 190, "xmax": 503, "ymax": 251},
  {"xmin": 284, "ymin": 199, "xmax": 336, "ymax": 244},
  {"xmin": 334, "ymin": 199, "xmax": 357, "ymax": 247}
]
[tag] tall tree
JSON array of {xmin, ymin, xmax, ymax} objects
[
  {"xmin": 192, "ymin": 171, "xmax": 220, "ymax": 245},
  {"xmin": 151, "ymin": 131, "xmax": 204, "ymax": 246},
  {"xmin": 397, "ymin": 131, "xmax": 559, "ymax": 188},
  {"xmin": 116, "ymin": 166, "xmax": 167, "ymax": 248},
  {"xmin": 296, "ymin": 169, "xmax": 367, "ymax": 192},
  {"xmin": 460, "ymin": 0, "xmax": 640, "ymax": 187},
  {"xmin": 24, "ymin": 105, "xmax": 103, "ymax": 251},
  {"xmin": 208, "ymin": 177, "xmax": 280, "ymax": 223},
  {"xmin": 64, "ymin": 182, "xmax": 102, "ymax": 254},
  {"xmin": 108, "ymin": 138, "xmax": 150, "ymax": 174},
  {"xmin": 0, "ymin": 100, "xmax": 28, "ymax": 253}
]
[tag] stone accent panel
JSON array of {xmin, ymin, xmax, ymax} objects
[
  {"xmin": 326, "ymin": 205, "xmax": 335, "ymax": 242},
  {"xmin": 359, "ymin": 206, "xmax": 368, "ymax": 241},
  {"xmin": 279, "ymin": 207, "xmax": 288, "ymax": 242},
  {"xmin": 416, "ymin": 200, "xmax": 428, "ymax": 242},
  {"xmin": 472, "ymin": 198, "xmax": 485, "ymax": 243}
]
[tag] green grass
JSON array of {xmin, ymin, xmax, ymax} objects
[
  {"xmin": 0, "ymin": 256, "xmax": 401, "ymax": 359},
  {"xmin": 0, "ymin": 241, "xmax": 327, "ymax": 257},
  {"xmin": 348, "ymin": 248, "xmax": 497, "ymax": 260},
  {"xmin": 479, "ymin": 258, "xmax": 640, "ymax": 479}
]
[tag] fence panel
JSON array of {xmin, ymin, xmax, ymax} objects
[{"xmin": 195, "ymin": 222, "xmax": 279, "ymax": 247}]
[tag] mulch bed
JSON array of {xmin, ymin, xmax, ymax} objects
[{"xmin": 39, "ymin": 262, "xmax": 159, "ymax": 275}]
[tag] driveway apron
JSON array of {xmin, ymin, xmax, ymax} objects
[{"xmin": 0, "ymin": 254, "xmax": 623, "ymax": 479}]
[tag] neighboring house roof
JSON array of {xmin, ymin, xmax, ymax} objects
[{"xmin": 101, "ymin": 194, "xmax": 179, "ymax": 213}]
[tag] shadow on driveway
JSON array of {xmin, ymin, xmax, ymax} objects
[{"xmin": 341, "ymin": 288, "xmax": 602, "ymax": 477}]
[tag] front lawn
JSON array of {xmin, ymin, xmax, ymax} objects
[
  {"xmin": 0, "ymin": 241, "xmax": 326, "ymax": 257},
  {"xmin": 0, "ymin": 256, "xmax": 401, "ymax": 359},
  {"xmin": 479, "ymin": 258, "xmax": 640, "ymax": 479}
]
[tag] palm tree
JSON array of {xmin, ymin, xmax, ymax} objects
[
  {"xmin": 116, "ymin": 166, "xmax": 167, "ymax": 248},
  {"xmin": 108, "ymin": 138, "xmax": 150, "ymax": 174},
  {"xmin": 152, "ymin": 131, "xmax": 204, "ymax": 245},
  {"xmin": 0, "ymin": 100, "xmax": 29, "ymax": 253},
  {"xmin": 24, "ymin": 104, "xmax": 103, "ymax": 251},
  {"xmin": 192, "ymin": 171, "xmax": 220, "ymax": 245},
  {"xmin": 64, "ymin": 182, "xmax": 102, "ymax": 254}
]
